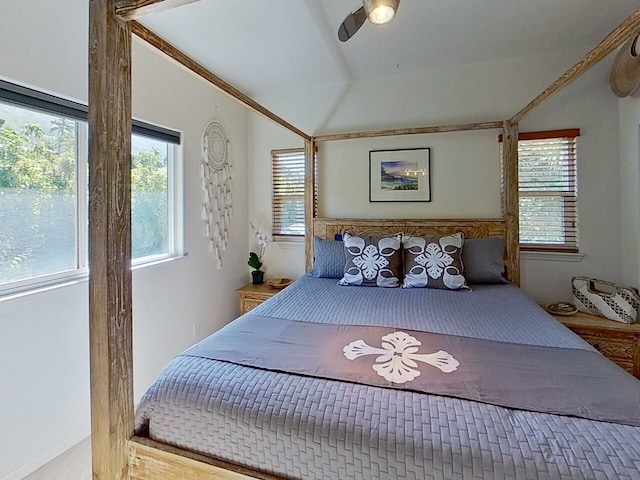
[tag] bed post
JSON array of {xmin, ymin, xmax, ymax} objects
[
  {"xmin": 305, "ymin": 138, "xmax": 316, "ymax": 271},
  {"xmin": 502, "ymin": 121, "xmax": 520, "ymax": 286},
  {"xmin": 88, "ymin": 1, "xmax": 134, "ymax": 479}
]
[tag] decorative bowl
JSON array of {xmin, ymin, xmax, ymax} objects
[
  {"xmin": 546, "ymin": 302, "xmax": 578, "ymax": 316},
  {"xmin": 268, "ymin": 278, "xmax": 293, "ymax": 290}
]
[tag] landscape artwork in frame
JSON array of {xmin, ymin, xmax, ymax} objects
[{"xmin": 369, "ymin": 148, "xmax": 431, "ymax": 202}]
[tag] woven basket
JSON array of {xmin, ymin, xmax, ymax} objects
[{"xmin": 572, "ymin": 276, "xmax": 639, "ymax": 324}]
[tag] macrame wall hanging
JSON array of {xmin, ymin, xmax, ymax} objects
[{"xmin": 201, "ymin": 116, "xmax": 232, "ymax": 269}]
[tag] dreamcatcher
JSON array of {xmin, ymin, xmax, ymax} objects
[{"xmin": 201, "ymin": 118, "xmax": 232, "ymax": 269}]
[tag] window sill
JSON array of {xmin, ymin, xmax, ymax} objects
[
  {"xmin": 272, "ymin": 235, "xmax": 305, "ymax": 244},
  {"xmin": 132, "ymin": 252, "xmax": 187, "ymax": 270},
  {"xmin": 0, "ymin": 274, "xmax": 88, "ymax": 303},
  {"xmin": 520, "ymin": 251, "xmax": 584, "ymax": 262},
  {"xmin": 0, "ymin": 253, "xmax": 187, "ymax": 302},
  {"xmin": 272, "ymin": 238, "xmax": 305, "ymax": 247}
]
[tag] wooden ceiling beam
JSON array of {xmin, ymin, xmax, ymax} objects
[
  {"xmin": 116, "ymin": 0, "xmax": 201, "ymax": 21},
  {"xmin": 130, "ymin": 21, "xmax": 311, "ymax": 141},
  {"xmin": 313, "ymin": 121, "xmax": 503, "ymax": 143},
  {"xmin": 511, "ymin": 7, "xmax": 640, "ymax": 124}
]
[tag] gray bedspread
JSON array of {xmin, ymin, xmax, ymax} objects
[{"xmin": 135, "ymin": 276, "xmax": 640, "ymax": 479}]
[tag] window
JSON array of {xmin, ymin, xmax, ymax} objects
[
  {"xmin": 131, "ymin": 134, "xmax": 176, "ymax": 262},
  {"xmin": 501, "ymin": 129, "xmax": 580, "ymax": 252},
  {"xmin": 0, "ymin": 80, "xmax": 182, "ymax": 295},
  {"xmin": 272, "ymin": 148, "xmax": 315, "ymax": 238},
  {"xmin": 0, "ymin": 107, "xmax": 84, "ymax": 288}
]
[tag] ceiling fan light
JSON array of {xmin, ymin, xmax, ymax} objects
[
  {"xmin": 364, "ymin": 0, "xmax": 399, "ymax": 25},
  {"xmin": 369, "ymin": 6, "xmax": 394, "ymax": 24}
]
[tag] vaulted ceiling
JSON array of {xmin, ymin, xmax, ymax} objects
[{"xmin": 138, "ymin": 0, "xmax": 639, "ymax": 134}]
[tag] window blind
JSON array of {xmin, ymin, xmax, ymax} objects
[
  {"xmin": 0, "ymin": 79, "xmax": 181, "ymax": 144},
  {"xmin": 272, "ymin": 148, "xmax": 314, "ymax": 238},
  {"xmin": 500, "ymin": 129, "xmax": 580, "ymax": 252}
]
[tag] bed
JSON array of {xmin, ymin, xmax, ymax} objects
[
  {"xmin": 88, "ymin": 3, "xmax": 640, "ymax": 479},
  {"xmin": 133, "ymin": 219, "xmax": 640, "ymax": 479}
]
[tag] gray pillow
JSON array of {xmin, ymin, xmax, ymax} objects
[
  {"xmin": 402, "ymin": 233, "xmax": 468, "ymax": 290},
  {"xmin": 462, "ymin": 237, "xmax": 507, "ymax": 284},
  {"xmin": 338, "ymin": 232, "xmax": 402, "ymax": 287},
  {"xmin": 308, "ymin": 237, "xmax": 345, "ymax": 279}
]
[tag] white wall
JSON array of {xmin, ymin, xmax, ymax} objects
[
  {"xmin": 0, "ymin": 283, "xmax": 91, "ymax": 480},
  {"xmin": 247, "ymin": 118, "xmax": 306, "ymax": 280},
  {"xmin": 250, "ymin": 47, "xmax": 626, "ymax": 306},
  {"xmin": 518, "ymin": 60, "xmax": 623, "ymax": 304},
  {"xmin": 0, "ymin": 2, "xmax": 249, "ymax": 478},
  {"xmin": 317, "ymin": 131, "xmax": 501, "ymax": 219},
  {"xmin": 130, "ymin": 38, "xmax": 250, "ymax": 395},
  {"xmin": 618, "ymin": 96, "xmax": 640, "ymax": 288}
]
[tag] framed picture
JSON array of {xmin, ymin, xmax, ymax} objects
[{"xmin": 369, "ymin": 147, "xmax": 431, "ymax": 202}]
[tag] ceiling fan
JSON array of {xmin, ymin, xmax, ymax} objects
[{"xmin": 338, "ymin": 0, "xmax": 400, "ymax": 42}]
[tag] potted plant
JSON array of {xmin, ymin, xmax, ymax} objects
[{"xmin": 248, "ymin": 223, "xmax": 268, "ymax": 284}]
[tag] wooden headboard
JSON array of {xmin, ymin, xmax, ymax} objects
[{"xmin": 311, "ymin": 217, "xmax": 518, "ymax": 284}]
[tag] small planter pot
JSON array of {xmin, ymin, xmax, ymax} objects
[{"xmin": 251, "ymin": 270, "xmax": 264, "ymax": 285}]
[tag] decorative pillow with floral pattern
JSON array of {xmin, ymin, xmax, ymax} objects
[
  {"xmin": 338, "ymin": 232, "xmax": 402, "ymax": 287},
  {"xmin": 402, "ymin": 233, "xmax": 469, "ymax": 290}
]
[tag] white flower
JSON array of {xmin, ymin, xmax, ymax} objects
[
  {"xmin": 416, "ymin": 242, "xmax": 453, "ymax": 279},
  {"xmin": 255, "ymin": 230, "xmax": 268, "ymax": 248},
  {"xmin": 352, "ymin": 244, "xmax": 389, "ymax": 280},
  {"xmin": 343, "ymin": 331, "xmax": 460, "ymax": 384}
]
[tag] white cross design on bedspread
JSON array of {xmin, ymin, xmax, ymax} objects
[{"xmin": 343, "ymin": 331, "xmax": 460, "ymax": 384}]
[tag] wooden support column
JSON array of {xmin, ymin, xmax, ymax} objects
[
  {"xmin": 502, "ymin": 121, "xmax": 520, "ymax": 286},
  {"xmin": 88, "ymin": 1, "xmax": 133, "ymax": 479},
  {"xmin": 304, "ymin": 138, "xmax": 316, "ymax": 271}
]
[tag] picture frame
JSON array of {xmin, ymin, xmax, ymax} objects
[{"xmin": 369, "ymin": 147, "xmax": 431, "ymax": 202}]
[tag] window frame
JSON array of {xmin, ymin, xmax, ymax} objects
[
  {"xmin": 130, "ymin": 134, "xmax": 182, "ymax": 267},
  {"xmin": 0, "ymin": 80, "xmax": 183, "ymax": 297},
  {"xmin": 500, "ymin": 129, "xmax": 580, "ymax": 253}
]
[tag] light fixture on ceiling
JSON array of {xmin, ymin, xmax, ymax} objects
[
  {"xmin": 338, "ymin": 0, "xmax": 401, "ymax": 42},
  {"xmin": 363, "ymin": 0, "xmax": 399, "ymax": 25}
]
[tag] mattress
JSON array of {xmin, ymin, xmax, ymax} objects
[{"xmin": 135, "ymin": 276, "xmax": 640, "ymax": 479}]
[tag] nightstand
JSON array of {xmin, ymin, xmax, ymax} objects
[
  {"xmin": 551, "ymin": 311, "xmax": 640, "ymax": 378},
  {"xmin": 236, "ymin": 283, "xmax": 281, "ymax": 315}
]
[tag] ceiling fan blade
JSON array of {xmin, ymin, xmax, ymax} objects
[{"xmin": 338, "ymin": 5, "xmax": 367, "ymax": 42}]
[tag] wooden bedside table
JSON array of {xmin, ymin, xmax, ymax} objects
[
  {"xmin": 236, "ymin": 283, "xmax": 281, "ymax": 315},
  {"xmin": 551, "ymin": 311, "xmax": 640, "ymax": 378}
]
